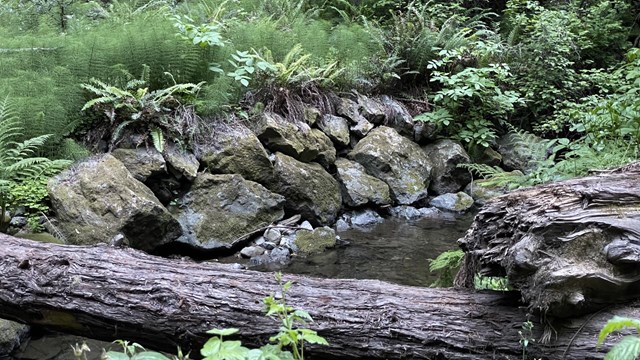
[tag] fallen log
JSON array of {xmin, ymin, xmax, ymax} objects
[
  {"xmin": 0, "ymin": 234, "xmax": 635, "ymax": 359},
  {"xmin": 457, "ymin": 162, "xmax": 640, "ymax": 319}
]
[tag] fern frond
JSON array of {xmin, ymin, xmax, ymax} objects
[
  {"xmin": 605, "ymin": 336, "xmax": 640, "ymax": 360},
  {"xmin": 150, "ymin": 128, "xmax": 164, "ymax": 152}
]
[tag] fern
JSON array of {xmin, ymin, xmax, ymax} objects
[
  {"xmin": 458, "ymin": 163, "xmax": 526, "ymax": 190},
  {"xmin": 598, "ymin": 316, "xmax": 640, "ymax": 360},
  {"xmin": 150, "ymin": 127, "xmax": 164, "ymax": 152},
  {"xmin": 428, "ymin": 249, "xmax": 464, "ymax": 288},
  {"xmin": 0, "ymin": 96, "xmax": 71, "ymax": 232}
]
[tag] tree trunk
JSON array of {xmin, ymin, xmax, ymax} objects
[
  {"xmin": 0, "ymin": 234, "xmax": 634, "ymax": 359},
  {"xmin": 457, "ymin": 162, "xmax": 640, "ymax": 318}
]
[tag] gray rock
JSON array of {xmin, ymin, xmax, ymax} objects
[
  {"xmin": 349, "ymin": 126, "xmax": 432, "ymax": 205},
  {"xmin": 9, "ymin": 216, "xmax": 27, "ymax": 228},
  {"xmin": 295, "ymin": 226, "xmax": 336, "ymax": 256},
  {"xmin": 48, "ymin": 154, "xmax": 182, "ymax": 252},
  {"xmin": 310, "ymin": 129, "xmax": 337, "ymax": 169},
  {"xmin": 240, "ymin": 245, "xmax": 266, "ymax": 258},
  {"xmin": 261, "ymin": 241, "xmax": 277, "ymax": 250},
  {"xmin": 335, "ymin": 158, "xmax": 391, "ymax": 207},
  {"xmin": 318, "ymin": 114, "xmax": 350, "ymax": 147},
  {"xmin": 380, "ymin": 96, "xmax": 414, "ymax": 137},
  {"xmin": 269, "ymin": 246, "xmax": 291, "ymax": 264},
  {"xmin": 300, "ymin": 221, "xmax": 313, "ymax": 231},
  {"xmin": 335, "ymin": 97, "xmax": 364, "ymax": 124},
  {"xmin": 478, "ymin": 146, "xmax": 502, "ymax": 166},
  {"xmin": 255, "ymin": 112, "xmax": 319, "ymax": 162},
  {"xmin": 255, "ymin": 236, "xmax": 266, "ymax": 246},
  {"xmin": 389, "ymin": 206, "xmax": 443, "ymax": 220},
  {"xmin": 271, "ymin": 153, "xmax": 342, "ymax": 226},
  {"xmin": 424, "ymin": 139, "xmax": 472, "ymax": 195},
  {"xmin": 163, "ymin": 141, "xmax": 199, "ymax": 181},
  {"xmin": 497, "ymin": 132, "xmax": 545, "ymax": 173},
  {"xmin": 356, "ymin": 94, "xmax": 386, "ymax": 124},
  {"xmin": 197, "ymin": 125, "xmax": 274, "ymax": 185},
  {"xmin": 264, "ymin": 228, "xmax": 282, "ymax": 243},
  {"xmin": 413, "ymin": 121, "xmax": 438, "ymax": 144},
  {"xmin": 350, "ymin": 117, "xmax": 374, "ymax": 138},
  {"xmin": 348, "ymin": 209, "xmax": 384, "ymax": 227},
  {"xmin": 0, "ymin": 319, "xmax": 29, "ymax": 355},
  {"xmin": 174, "ymin": 174, "xmax": 285, "ymax": 251},
  {"xmin": 335, "ymin": 218, "xmax": 349, "ymax": 232},
  {"xmin": 111, "ymin": 147, "xmax": 166, "ymax": 182},
  {"xmin": 280, "ymin": 234, "xmax": 298, "ymax": 252},
  {"xmin": 429, "ymin": 192, "xmax": 474, "ymax": 212}
]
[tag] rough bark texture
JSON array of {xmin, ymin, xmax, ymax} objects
[
  {"xmin": 457, "ymin": 162, "xmax": 640, "ymax": 318},
  {"xmin": 0, "ymin": 234, "xmax": 636, "ymax": 359}
]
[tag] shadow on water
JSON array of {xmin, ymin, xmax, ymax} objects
[{"xmin": 284, "ymin": 213, "xmax": 475, "ymax": 287}]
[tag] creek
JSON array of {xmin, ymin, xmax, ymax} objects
[{"xmin": 10, "ymin": 215, "xmax": 474, "ymax": 359}]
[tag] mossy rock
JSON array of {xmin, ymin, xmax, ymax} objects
[
  {"xmin": 0, "ymin": 319, "xmax": 29, "ymax": 355},
  {"xmin": 294, "ymin": 227, "xmax": 336, "ymax": 256}
]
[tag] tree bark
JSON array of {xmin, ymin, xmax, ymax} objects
[
  {"xmin": 457, "ymin": 162, "xmax": 640, "ymax": 318},
  {"xmin": 0, "ymin": 234, "xmax": 634, "ymax": 359}
]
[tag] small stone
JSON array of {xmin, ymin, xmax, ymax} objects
[
  {"xmin": 255, "ymin": 236, "xmax": 266, "ymax": 246},
  {"xmin": 263, "ymin": 228, "xmax": 282, "ymax": 243},
  {"xmin": 429, "ymin": 192, "xmax": 474, "ymax": 212},
  {"xmin": 240, "ymin": 246, "xmax": 266, "ymax": 258},
  {"xmin": 349, "ymin": 209, "xmax": 384, "ymax": 228},
  {"xmin": 269, "ymin": 247, "xmax": 291, "ymax": 265},
  {"xmin": 280, "ymin": 235, "xmax": 298, "ymax": 253},
  {"xmin": 300, "ymin": 221, "xmax": 313, "ymax": 231},
  {"xmin": 261, "ymin": 241, "xmax": 277, "ymax": 250},
  {"xmin": 335, "ymin": 219, "xmax": 349, "ymax": 232},
  {"xmin": 9, "ymin": 216, "xmax": 27, "ymax": 228}
]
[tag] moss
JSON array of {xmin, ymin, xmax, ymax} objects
[
  {"xmin": 16, "ymin": 232, "xmax": 65, "ymax": 244},
  {"xmin": 294, "ymin": 227, "xmax": 336, "ymax": 256}
]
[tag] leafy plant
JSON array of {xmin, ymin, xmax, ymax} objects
[
  {"xmin": 80, "ymin": 65, "xmax": 204, "ymax": 152},
  {"xmin": 598, "ymin": 316, "xmax": 640, "ymax": 360},
  {"xmin": 0, "ymin": 96, "xmax": 71, "ymax": 233},
  {"xmin": 519, "ymin": 320, "xmax": 535, "ymax": 360},
  {"xmin": 428, "ymin": 249, "xmax": 464, "ymax": 287},
  {"xmin": 103, "ymin": 340, "xmax": 174, "ymax": 360}
]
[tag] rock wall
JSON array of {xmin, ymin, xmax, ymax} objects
[{"xmin": 47, "ymin": 93, "xmax": 477, "ymax": 261}]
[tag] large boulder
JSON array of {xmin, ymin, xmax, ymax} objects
[
  {"xmin": 349, "ymin": 126, "xmax": 432, "ymax": 205},
  {"xmin": 197, "ymin": 125, "xmax": 275, "ymax": 185},
  {"xmin": 356, "ymin": 93, "xmax": 386, "ymax": 124},
  {"xmin": 424, "ymin": 139, "xmax": 472, "ymax": 195},
  {"xmin": 254, "ymin": 112, "xmax": 319, "ymax": 162},
  {"xmin": 429, "ymin": 192, "xmax": 474, "ymax": 212},
  {"xmin": 174, "ymin": 174, "xmax": 285, "ymax": 251},
  {"xmin": 271, "ymin": 153, "xmax": 342, "ymax": 226},
  {"xmin": 335, "ymin": 158, "xmax": 391, "ymax": 207},
  {"xmin": 317, "ymin": 114, "xmax": 350, "ymax": 147},
  {"xmin": 111, "ymin": 147, "xmax": 166, "ymax": 182},
  {"xmin": 48, "ymin": 155, "xmax": 182, "ymax": 252}
]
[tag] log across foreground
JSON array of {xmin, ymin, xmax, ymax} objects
[{"xmin": 0, "ymin": 234, "xmax": 637, "ymax": 359}]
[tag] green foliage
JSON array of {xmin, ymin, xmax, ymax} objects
[
  {"xmin": 519, "ymin": 321, "xmax": 536, "ymax": 360},
  {"xmin": 80, "ymin": 66, "xmax": 204, "ymax": 151},
  {"xmin": 103, "ymin": 340, "xmax": 173, "ymax": 360},
  {"xmin": 428, "ymin": 249, "xmax": 464, "ymax": 287},
  {"xmin": 474, "ymin": 275, "xmax": 510, "ymax": 291},
  {"xmin": 597, "ymin": 316, "xmax": 640, "ymax": 360},
  {"xmin": 0, "ymin": 96, "xmax": 71, "ymax": 233}
]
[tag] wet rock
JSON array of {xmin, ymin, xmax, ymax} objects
[
  {"xmin": 48, "ymin": 155, "xmax": 182, "ymax": 252},
  {"xmin": 240, "ymin": 246, "xmax": 266, "ymax": 258},
  {"xmin": 424, "ymin": 139, "xmax": 472, "ymax": 195},
  {"xmin": 310, "ymin": 129, "xmax": 336, "ymax": 169},
  {"xmin": 497, "ymin": 132, "xmax": 544, "ymax": 173},
  {"xmin": 335, "ymin": 158, "xmax": 391, "ymax": 207},
  {"xmin": 340, "ymin": 209, "xmax": 384, "ymax": 228},
  {"xmin": 380, "ymin": 96, "xmax": 414, "ymax": 137},
  {"xmin": 429, "ymin": 192, "xmax": 474, "ymax": 212},
  {"xmin": 349, "ymin": 126, "xmax": 432, "ymax": 205},
  {"xmin": 388, "ymin": 206, "xmax": 443, "ymax": 220},
  {"xmin": 197, "ymin": 125, "xmax": 274, "ymax": 185},
  {"xmin": 271, "ymin": 153, "xmax": 342, "ymax": 226},
  {"xmin": 269, "ymin": 246, "xmax": 291, "ymax": 264},
  {"xmin": 295, "ymin": 226, "xmax": 337, "ymax": 256},
  {"xmin": 318, "ymin": 114, "xmax": 350, "ymax": 147},
  {"xmin": 0, "ymin": 319, "xmax": 29, "ymax": 355},
  {"xmin": 255, "ymin": 112, "xmax": 319, "ymax": 162},
  {"xmin": 111, "ymin": 147, "xmax": 166, "ymax": 182},
  {"xmin": 356, "ymin": 94, "xmax": 386, "ymax": 124},
  {"xmin": 163, "ymin": 141, "xmax": 199, "ymax": 181},
  {"xmin": 174, "ymin": 173, "xmax": 285, "ymax": 251}
]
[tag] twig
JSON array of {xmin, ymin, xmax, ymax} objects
[{"xmin": 562, "ymin": 307, "xmax": 605, "ymax": 359}]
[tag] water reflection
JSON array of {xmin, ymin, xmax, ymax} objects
[{"xmin": 285, "ymin": 214, "xmax": 475, "ymax": 287}]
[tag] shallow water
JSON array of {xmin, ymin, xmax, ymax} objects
[{"xmin": 285, "ymin": 214, "xmax": 475, "ymax": 287}]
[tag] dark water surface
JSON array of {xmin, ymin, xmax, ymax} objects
[{"xmin": 285, "ymin": 214, "xmax": 475, "ymax": 287}]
